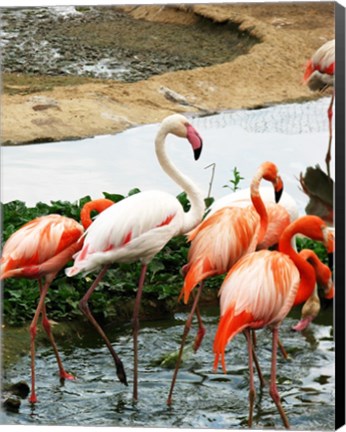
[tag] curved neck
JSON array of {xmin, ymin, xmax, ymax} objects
[
  {"xmin": 307, "ymin": 253, "xmax": 331, "ymax": 286},
  {"xmin": 155, "ymin": 129, "xmax": 205, "ymax": 234},
  {"xmin": 250, "ymin": 170, "xmax": 268, "ymax": 245},
  {"xmin": 80, "ymin": 199, "xmax": 114, "ymax": 229},
  {"xmin": 279, "ymin": 227, "xmax": 316, "ymax": 306}
]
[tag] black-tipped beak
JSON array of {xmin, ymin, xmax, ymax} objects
[
  {"xmin": 275, "ymin": 187, "xmax": 283, "ymax": 203},
  {"xmin": 193, "ymin": 143, "xmax": 203, "ymax": 161}
]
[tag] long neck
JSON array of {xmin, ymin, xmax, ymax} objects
[
  {"xmin": 250, "ymin": 170, "xmax": 268, "ymax": 245},
  {"xmin": 279, "ymin": 227, "xmax": 316, "ymax": 306},
  {"xmin": 155, "ymin": 129, "xmax": 205, "ymax": 234},
  {"xmin": 80, "ymin": 198, "xmax": 114, "ymax": 229}
]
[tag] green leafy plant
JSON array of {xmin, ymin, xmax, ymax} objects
[{"xmin": 223, "ymin": 166, "xmax": 244, "ymax": 192}]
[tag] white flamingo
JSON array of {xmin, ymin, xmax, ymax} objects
[{"xmin": 65, "ymin": 114, "xmax": 205, "ymax": 401}]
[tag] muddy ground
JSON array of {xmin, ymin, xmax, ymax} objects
[{"xmin": 1, "ymin": 2, "xmax": 335, "ymax": 145}]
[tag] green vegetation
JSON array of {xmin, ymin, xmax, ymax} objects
[
  {"xmin": 1, "ymin": 188, "xmax": 331, "ymax": 327},
  {"xmin": 223, "ymin": 166, "xmax": 244, "ymax": 192}
]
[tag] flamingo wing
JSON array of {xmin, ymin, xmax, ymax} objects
[
  {"xmin": 66, "ymin": 190, "xmax": 184, "ymax": 276},
  {"xmin": 304, "ymin": 40, "xmax": 335, "ymax": 91},
  {"xmin": 1, "ymin": 215, "xmax": 84, "ymax": 279},
  {"xmin": 181, "ymin": 207, "xmax": 260, "ymax": 303}
]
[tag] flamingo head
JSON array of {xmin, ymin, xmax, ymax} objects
[
  {"xmin": 295, "ymin": 216, "xmax": 335, "ymax": 253},
  {"xmin": 260, "ymin": 161, "xmax": 284, "ymax": 203},
  {"xmin": 162, "ymin": 114, "xmax": 203, "ymax": 160}
]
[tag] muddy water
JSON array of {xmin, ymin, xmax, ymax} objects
[
  {"xmin": 1, "ymin": 6, "xmax": 258, "ymax": 82},
  {"xmin": 2, "ymin": 305, "xmax": 334, "ymax": 429}
]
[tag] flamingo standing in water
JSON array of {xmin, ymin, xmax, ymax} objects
[
  {"xmin": 304, "ymin": 39, "xmax": 335, "ymax": 178},
  {"xmin": 0, "ymin": 198, "xmax": 114, "ymax": 403},
  {"xmin": 65, "ymin": 114, "xmax": 205, "ymax": 402},
  {"xmin": 292, "ymin": 248, "xmax": 334, "ymax": 331},
  {"xmin": 167, "ymin": 161, "xmax": 285, "ymax": 404},
  {"xmin": 213, "ymin": 215, "xmax": 334, "ymax": 428}
]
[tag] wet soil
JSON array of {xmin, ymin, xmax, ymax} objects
[
  {"xmin": 1, "ymin": 3, "xmax": 335, "ymax": 144},
  {"xmin": 1, "ymin": 6, "xmax": 258, "ymax": 81}
]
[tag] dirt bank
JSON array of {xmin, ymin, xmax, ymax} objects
[{"xmin": 1, "ymin": 2, "xmax": 335, "ymax": 145}]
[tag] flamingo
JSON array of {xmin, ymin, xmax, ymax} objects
[
  {"xmin": 206, "ymin": 185, "xmax": 298, "ymax": 250},
  {"xmin": 304, "ymin": 39, "xmax": 335, "ymax": 178},
  {"xmin": 213, "ymin": 215, "xmax": 334, "ymax": 428},
  {"xmin": 65, "ymin": 113, "xmax": 205, "ymax": 401},
  {"xmin": 292, "ymin": 248, "xmax": 334, "ymax": 331},
  {"xmin": 167, "ymin": 161, "xmax": 285, "ymax": 404},
  {"xmin": 0, "ymin": 198, "xmax": 114, "ymax": 403}
]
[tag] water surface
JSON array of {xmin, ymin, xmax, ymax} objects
[
  {"xmin": 2, "ymin": 305, "xmax": 334, "ymax": 429},
  {"xmin": 1, "ymin": 98, "xmax": 334, "ymax": 216}
]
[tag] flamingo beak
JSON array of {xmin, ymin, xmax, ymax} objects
[
  {"xmin": 274, "ymin": 176, "xmax": 284, "ymax": 203},
  {"xmin": 186, "ymin": 124, "xmax": 203, "ymax": 160}
]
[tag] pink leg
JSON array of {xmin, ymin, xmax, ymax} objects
[
  {"xmin": 244, "ymin": 329, "xmax": 256, "ymax": 427},
  {"xmin": 132, "ymin": 264, "xmax": 147, "ymax": 402},
  {"xmin": 269, "ymin": 327, "xmax": 290, "ymax": 429},
  {"xmin": 79, "ymin": 265, "xmax": 127, "ymax": 386},
  {"xmin": 39, "ymin": 281, "xmax": 74, "ymax": 381},
  {"xmin": 193, "ymin": 304, "xmax": 206, "ymax": 352},
  {"xmin": 326, "ymin": 92, "xmax": 334, "ymax": 178},
  {"xmin": 167, "ymin": 281, "xmax": 204, "ymax": 405},
  {"xmin": 278, "ymin": 337, "xmax": 288, "ymax": 360},
  {"xmin": 29, "ymin": 277, "xmax": 53, "ymax": 403}
]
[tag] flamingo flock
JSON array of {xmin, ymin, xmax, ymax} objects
[{"xmin": 1, "ymin": 38, "xmax": 335, "ymax": 429}]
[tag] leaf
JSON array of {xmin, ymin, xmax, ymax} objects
[
  {"xmin": 102, "ymin": 192, "xmax": 125, "ymax": 202},
  {"xmin": 127, "ymin": 188, "xmax": 141, "ymax": 196}
]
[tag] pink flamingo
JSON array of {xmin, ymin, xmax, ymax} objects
[
  {"xmin": 304, "ymin": 39, "xmax": 335, "ymax": 178},
  {"xmin": 0, "ymin": 198, "xmax": 114, "ymax": 403},
  {"xmin": 65, "ymin": 114, "xmax": 205, "ymax": 401},
  {"xmin": 213, "ymin": 215, "xmax": 334, "ymax": 428},
  {"xmin": 292, "ymin": 248, "xmax": 334, "ymax": 331},
  {"xmin": 167, "ymin": 161, "xmax": 285, "ymax": 404}
]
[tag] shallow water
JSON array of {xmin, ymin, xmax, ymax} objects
[
  {"xmin": 1, "ymin": 98, "xmax": 334, "ymax": 216},
  {"xmin": 2, "ymin": 305, "xmax": 334, "ymax": 429}
]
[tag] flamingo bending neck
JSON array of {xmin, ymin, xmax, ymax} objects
[{"xmin": 278, "ymin": 217, "xmax": 327, "ymax": 306}]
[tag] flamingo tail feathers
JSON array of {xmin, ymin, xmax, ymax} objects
[
  {"xmin": 178, "ymin": 257, "xmax": 216, "ymax": 304},
  {"xmin": 213, "ymin": 307, "xmax": 254, "ymax": 373}
]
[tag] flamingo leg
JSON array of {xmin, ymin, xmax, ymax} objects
[
  {"xmin": 39, "ymin": 280, "xmax": 74, "ymax": 381},
  {"xmin": 132, "ymin": 264, "xmax": 147, "ymax": 402},
  {"xmin": 29, "ymin": 277, "xmax": 53, "ymax": 403},
  {"xmin": 325, "ymin": 92, "xmax": 334, "ymax": 179},
  {"xmin": 243, "ymin": 331, "xmax": 265, "ymax": 388},
  {"xmin": 193, "ymin": 304, "xmax": 206, "ymax": 352},
  {"xmin": 167, "ymin": 281, "xmax": 204, "ymax": 405},
  {"xmin": 252, "ymin": 329, "xmax": 257, "ymax": 348},
  {"xmin": 269, "ymin": 327, "xmax": 290, "ymax": 429},
  {"xmin": 79, "ymin": 265, "xmax": 128, "ymax": 386},
  {"xmin": 278, "ymin": 337, "xmax": 288, "ymax": 360},
  {"xmin": 244, "ymin": 329, "xmax": 256, "ymax": 427}
]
